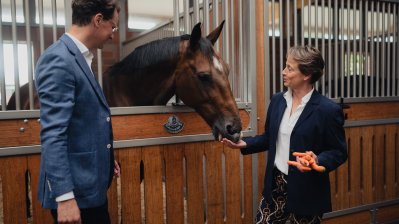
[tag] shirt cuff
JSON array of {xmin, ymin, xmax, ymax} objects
[{"xmin": 55, "ymin": 191, "xmax": 75, "ymax": 202}]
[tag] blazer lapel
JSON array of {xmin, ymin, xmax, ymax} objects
[
  {"xmin": 272, "ymin": 94, "xmax": 288, "ymax": 140},
  {"xmin": 60, "ymin": 35, "xmax": 110, "ymax": 111},
  {"xmin": 293, "ymin": 91, "xmax": 321, "ymax": 131},
  {"xmin": 275, "ymin": 96, "xmax": 287, "ymax": 127}
]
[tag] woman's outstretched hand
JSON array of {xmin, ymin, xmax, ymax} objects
[
  {"xmin": 287, "ymin": 151, "xmax": 326, "ymax": 173},
  {"xmin": 221, "ymin": 138, "xmax": 247, "ymax": 149}
]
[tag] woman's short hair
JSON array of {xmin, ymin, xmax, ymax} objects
[
  {"xmin": 72, "ymin": 0, "xmax": 119, "ymax": 26},
  {"xmin": 287, "ymin": 46, "xmax": 325, "ymax": 84}
]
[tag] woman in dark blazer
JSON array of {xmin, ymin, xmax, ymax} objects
[{"xmin": 222, "ymin": 46, "xmax": 347, "ymax": 224}]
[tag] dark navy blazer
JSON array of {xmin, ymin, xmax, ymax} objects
[
  {"xmin": 242, "ymin": 90, "xmax": 347, "ymax": 215},
  {"xmin": 36, "ymin": 34, "xmax": 114, "ymax": 209}
]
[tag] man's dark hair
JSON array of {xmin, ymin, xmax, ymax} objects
[{"xmin": 72, "ymin": 0, "xmax": 119, "ymax": 26}]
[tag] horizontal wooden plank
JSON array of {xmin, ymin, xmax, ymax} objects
[
  {"xmin": 322, "ymin": 210, "xmax": 370, "ymax": 224},
  {"xmin": 345, "ymin": 102, "xmax": 399, "ymax": 121},
  {"xmin": 112, "ymin": 110, "xmax": 250, "ymax": 140},
  {"xmin": 376, "ymin": 204, "xmax": 399, "ymax": 224},
  {"xmin": 0, "ymin": 110, "xmax": 250, "ymax": 148}
]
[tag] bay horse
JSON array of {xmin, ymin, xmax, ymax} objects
[{"xmin": 6, "ymin": 21, "xmax": 242, "ymax": 142}]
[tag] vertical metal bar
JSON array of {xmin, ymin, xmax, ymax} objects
[
  {"xmin": 294, "ymin": 0, "xmax": 297, "ymax": 46},
  {"xmin": 340, "ymin": 0, "xmax": 344, "ymax": 98},
  {"xmin": 246, "ymin": 0, "xmax": 258, "ymax": 217},
  {"xmin": 334, "ymin": 0, "xmax": 338, "ymax": 98},
  {"xmin": 24, "ymin": 0, "xmax": 34, "ymax": 109},
  {"xmin": 184, "ymin": 0, "xmax": 190, "ymax": 33},
  {"xmin": 97, "ymin": 49, "xmax": 103, "ymax": 87},
  {"xmin": 272, "ymin": 0, "xmax": 276, "ymax": 94},
  {"xmin": 193, "ymin": 0, "xmax": 200, "ymax": 24},
  {"xmin": 174, "ymin": 0, "xmax": 180, "ymax": 36},
  {"xmin": 39, "ymin": 0, "xmax": 44, "ymax": 54},
  {"xmin": 359, "ymin": 0, "xmax": 363, "ymax": 98},
  {"xmin": 396, "ymin": 3, "xmax": 399, "ymax": 97},
  {"xmin": 212, "ymin": 0, "xmax": 220, "ymax": 51},
  {"xmin": 353, "ymin": 0, "xmax": 357, "ymax": 98},
  {"xmin": 265, "ymin": 0, "xmax": 271, "ymax": 103},
  {"xmin": 346, "ymin": 0, "xmax": 350, "ymax": 98},
  {"xmin": 52, "ymin": 0, "xmax": 57, "ymax": 42},
  {"xmin": 308, "ymin": 0, "xmax": 311, "ymax": 46},
  {"xmin": 387, "ymin": 3, "xmax": 391, "ymax": 96},
  {"xmin": 0, "ymin": 0, "xmax": 5, "ymax": 110},
  {"xmin": 222, "ymin": 0, "xmax": 229, "ymax": 66},
  {"xmin": 381, "ymin": 2, "xmax": 386, "ymax": 97},
  {"xmin": 315, "ymin": 0, "xmax": 319, "ymax": 92},
  {"xmin": 328, "ymin": 0, "xmax": 332, "ymax": 98},
  {"xmin": 371, "ymin": 0, "xmax": 375, "ymax": 97},
  {"xmin": 65, "ymin": 0, "xmax": 72, "ymax": 31},
  {"xmin": 376, "ymin": 1, "xmax": 380, "ymax": 97},
  {"xmin": 393, "ymin": 3, "xmax": 397, "ymax": 96},
  {"xmin": 118, "ymin": 0, "xmax": 126, "ymax": 58},
  {"xmin": 204, "ymin": 0, "xmax": 210, "ymax": 34},
  {"xmin": 321, "ymin": 0, "xmax": 325, "ymax": 95},
  {"xmin": 11, "ymin": 0, "xmax": 20, "ymax": 110},
  {"xmin": 172, "ymin": 0, "xmax": 180, "ymax": 104},
  {"xmin": 230, "ymin": 0, "xmax": 236, "ymax": 96},
  {"xmin": 365, "ymin": 0, "xmax": 369, "ymax": 98},
  {"xmin": 286, "ymin": 0, "xmax": 290, "ymax": 51},
  {"xmin": 239, "ymin": 0, "xmax": 244, "ymax": 100},
  {"xmin": 315, "ymin": 0, "xmax": 318, "ymax": 49},
  {"xmin": 301, "ymin": 0, "xmax": 304, "ymax": 46},
  {"xmin": 279, "ymin": 0, "xmax": 283, "ymax": 91}
]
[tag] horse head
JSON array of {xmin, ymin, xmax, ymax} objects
[{"xmin": 175, "ymin": 21, "xmax": 242, "ymax": 143}]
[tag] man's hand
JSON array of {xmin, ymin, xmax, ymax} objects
[
  {"xmin": 57, "ymin": 198, "xmax": 81, "ymax": 224},
  {"xmin": 221, "ymin": 138, "xmax": 247, "ymax": 149},
  {"xmin": 287, "ymin": 151, "xmax": 326, "ymax": 173}
]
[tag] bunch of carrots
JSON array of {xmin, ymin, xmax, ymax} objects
[{"xmin": 287, "ymin": 152, "xmax": 326, "ymax": 172}]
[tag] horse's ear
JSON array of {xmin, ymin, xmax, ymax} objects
[
  {"xmin": 190, "ymin": 22, "xmax": 202, "ymax": 50},
  {"xmin": 206, "ymin": 20, "xmax": 225, "ymax": 45}
]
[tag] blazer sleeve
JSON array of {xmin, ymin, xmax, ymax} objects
[
  {"xmin": 316, "ymin": 102, "xmax": 348, "ymax": 172},
  {"xmin": 240, "ymin": 95, "xmax": 277, "ymax": 155},
  {"xmin": 36, "ymin": 50, "xmax": 76, "ymax": 198}
]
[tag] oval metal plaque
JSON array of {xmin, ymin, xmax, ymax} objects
[{"xmin": 164, "ymin": 115, "xmax": 184, "ymax": 134}]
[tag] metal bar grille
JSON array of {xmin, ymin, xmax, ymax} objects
[{"xmin": 263, "ymin": 0, "xmax": 399, "ymax": 100}]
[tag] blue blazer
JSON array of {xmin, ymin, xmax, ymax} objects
[
  {"xmin": 242, "ymin": 90, "xmax": 347, "ymax": 215},
  {"xmin": 36, "ymin": 34, "xmax": 114, "ymax": 209}
]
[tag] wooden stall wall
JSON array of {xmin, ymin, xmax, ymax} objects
[
  {"xmin": 0, "ymin": 103, "xmax": 398, "ymax": 223},
  {"xmin": 0, "ymin": 109, "xmax": 254, "ymax": 224},
  {"xmin": 322, "ymin": 102, "xmax": 399, "ymax": 224}
]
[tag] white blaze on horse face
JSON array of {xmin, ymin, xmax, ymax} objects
[{"xmin": 213, "ymin": 56, "xmax": 224, "ymax": 73}]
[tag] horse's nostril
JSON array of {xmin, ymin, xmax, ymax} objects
[{"xmin": 226, "ymin": 124, "xmax": 240, "ymax": 135}]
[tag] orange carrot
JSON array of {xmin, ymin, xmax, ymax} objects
[
  {"xmin": 287, "ymin": 160, "xmax": 312, "ymax": 172},
  {"xmin": 290, "ymin": 151, "xmax": 326, "ymax": 173}
]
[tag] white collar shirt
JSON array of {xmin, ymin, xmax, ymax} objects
[{"xmin": 275, "ymin": 88, "xmax": 314, "ymax": 175}]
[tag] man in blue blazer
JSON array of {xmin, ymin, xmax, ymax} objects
[
  {"xmin": 36, "ymin": 1, "xmax": 120, "ymax": 223},
  {"xmin": 223, "ymin": 46, "xmax": 347, "ymax": 223}
]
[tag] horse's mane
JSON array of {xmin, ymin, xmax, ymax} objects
[
  {"xmin": 106, "ymin": 35, "xmax": 189, "ymax": 76},
  {"xmin": 105, "ymin": 34, "xmax": 216, "ymax": 78}
]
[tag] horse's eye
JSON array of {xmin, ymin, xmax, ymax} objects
[{"xmin": 197, "ymin": 72, "xmax": 212, "ymax": 82}]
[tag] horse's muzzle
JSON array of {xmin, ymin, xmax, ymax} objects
[{"xmin": 212, "ymin": 121, "xmax": 242, "ymax": 143}]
